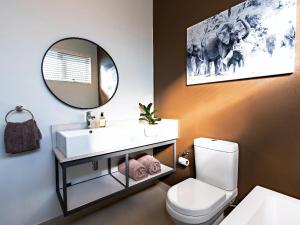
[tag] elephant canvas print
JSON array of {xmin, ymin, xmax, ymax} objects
[{"xmin": 187, "ymin": 0, "xmax": 296, "ymax": 85}]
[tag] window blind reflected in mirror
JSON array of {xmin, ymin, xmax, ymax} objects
[{"xmin": 43, "ymin": 50, "xmax": 92, "ymax": 84}]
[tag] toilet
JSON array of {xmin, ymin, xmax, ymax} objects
[{"xmin": 166, "ymin": 138, "xmax": 239, "ymax": 225}]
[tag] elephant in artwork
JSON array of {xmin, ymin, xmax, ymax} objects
[
  {"xmin": 201, "ymin": 19, "xmax": 250, "ymax": 75},
  {"xmin": 187, "ymin": 44, "xmax": 205, "ymax": 76},
  {"xmin": 227, "ymin": 50, "xmax": 244, "ymax": 72}
]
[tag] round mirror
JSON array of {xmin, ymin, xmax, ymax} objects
[{"xmin": 41, "ymin": 38, "xmax": 119, "ymax": 109}]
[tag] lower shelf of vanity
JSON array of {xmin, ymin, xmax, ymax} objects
[{"xmin": 60, "ymin": 164, "xmax": 173, "ymax": 211}]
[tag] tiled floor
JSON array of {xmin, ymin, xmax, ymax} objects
[{"xmin": 45, "ymin": 182, "xmax": 175, "ymax": 225}]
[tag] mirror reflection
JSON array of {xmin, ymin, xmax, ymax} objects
[{"xmin": 42, "ymin": 38, "xmax": 118, "ymax": 109}]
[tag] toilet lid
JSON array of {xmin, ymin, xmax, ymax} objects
[{"xmin": 167, "ymin": 178, "xmax": 226, "ymax": 217}]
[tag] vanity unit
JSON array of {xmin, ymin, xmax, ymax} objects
[{"xmin": 52, "ymin": 119, "xmax": 178, "ymax": 215}]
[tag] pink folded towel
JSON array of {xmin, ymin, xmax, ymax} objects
[
  {"xmin": 137, "ymin": 154, "xmax": 161, "ymax": 175},
  {"xmin": 118, "ymin": 159, "xmax": 148, "ymax": 181}
]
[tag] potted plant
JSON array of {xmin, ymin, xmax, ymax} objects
[{"xmin": 139, "ymin": 103, "xmax": 161, "ymax": 137}]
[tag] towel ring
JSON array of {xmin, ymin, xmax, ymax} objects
[{"xmin": 5, "ymin": 105, "xmax": 35, "ymax": 123}]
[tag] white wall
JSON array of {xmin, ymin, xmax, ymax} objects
[{"xmin": 0, "ymin": 0, "xmax": 153, "ymax": 224}]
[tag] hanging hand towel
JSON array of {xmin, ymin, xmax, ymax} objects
[{"xmin": 4, "ymin": 119, "xmax": 42, "ymax": 154}]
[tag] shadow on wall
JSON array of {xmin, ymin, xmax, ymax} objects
[{"xmin": 156, "ymin": 71, "xmax": 300, "ymax": 201}]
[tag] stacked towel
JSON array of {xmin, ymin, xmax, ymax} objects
[
  {"xmin": 4, "ymin": 119, "xmax": 42, "ymax": 154},
  {"xmin": 137, "ymin": 154, "xmax": 161, "ymax": 175},
  {"xmin": 118, "ymin": 159, "xmax": 148, "ymax": 181}
]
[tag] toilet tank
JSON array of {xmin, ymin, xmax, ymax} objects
[{"xmin": 194, "ymin": 138, "xmax": 239, "ymax": 191}]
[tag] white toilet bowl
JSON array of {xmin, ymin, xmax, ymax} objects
[
  {"xmin": 166, "ymin": 138, "xmax": 239, "ymax": 225},
  {"xmin": 166, "ymin": 178, "xmax": 237, "ymax": 225}
]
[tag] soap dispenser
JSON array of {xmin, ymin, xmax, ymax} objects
[{"xmin": 98, "ymin": 112, "xmax": 106, "ymax": 128}]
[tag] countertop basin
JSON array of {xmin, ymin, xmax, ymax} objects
[{"xmin": 55, "ymin": 119, "xmax": 178, "ymax": 158}]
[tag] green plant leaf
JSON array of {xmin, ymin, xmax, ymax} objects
[
  {"xmin": 147, "ymin": 103, "xmax": 152, "ymax": 111},
  {"xmin": 139, "ymin": 102, "xmax": 160, "ymax": 125},
  {"xmin": 144, "ymin": 107, "xmax": 149, "ymax": 114},
  {"xmin": 139, "ymin": 103, "xmax": 147, "ymax": 112}
]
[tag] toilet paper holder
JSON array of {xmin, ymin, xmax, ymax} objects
[
  {"xmin": 178, "ymin": 156, "xmax": 190, "ymax": 167},
  {"xmin": 179, "ymin": 150, "xmax": 191, "ymax": 158},
  {"xmin": 177, "ymin": 150, "xmax": 192, "ymax": 167}
]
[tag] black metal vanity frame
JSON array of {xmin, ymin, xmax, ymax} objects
[{"xmin": 54, "ymin": 140, "xmax": 176, "ymax": 215}]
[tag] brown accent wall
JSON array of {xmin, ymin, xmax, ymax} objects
[{"xmin": 154, "ymin": 0, "xmax": 300, "ymax": 202}]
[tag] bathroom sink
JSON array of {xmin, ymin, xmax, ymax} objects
[
  {"xmin": 220, "ymin": 186, "xmax": 300, "ymax": 225},
  {"xmin": 56, "ymin": 127, "xmax": 134, "ymax": 158},
  {"xmin": 55, "ymin": 119, "xmax": 178, "ymax": 158}
]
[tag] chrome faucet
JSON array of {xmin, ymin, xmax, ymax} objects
[{"xmin": 86, "ymin": 111, "xmax": 95, "ymax": 129}]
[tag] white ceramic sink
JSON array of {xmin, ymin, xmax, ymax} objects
[
  {"xmin": 56, "ymin": 119, "xmax": 178, "ymax": 158},
  {"xmin": 57, "ymin": 127, "xmax": 134, "ymax": 158},
  {"xmin": 220, "ymin": 186, "xmax": 300, "ymax": 225}
]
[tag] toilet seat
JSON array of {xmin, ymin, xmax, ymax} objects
[
  {"xmin": 167, "ymin": 178, "xmax": 226, "ymax": 217},
  {"xmin": 166, "ymin": 202, "xmax": 224, "ymax": 224},
  {"xmin": 166, "ymin": 178, "xmax": 237, "ymax": 224}
]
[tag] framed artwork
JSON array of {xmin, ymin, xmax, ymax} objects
[{"xmin": 187, "ymin": 0, "xmax": 296, "ymax": 85}]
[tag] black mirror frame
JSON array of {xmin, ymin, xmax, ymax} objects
[{"xmin": 41, "ymin": 37, "xmax": 119, "ymax": 110}]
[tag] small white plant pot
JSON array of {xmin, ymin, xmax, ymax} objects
[{"xmin": 144, "ymin": 124, "xmax": 159, "ymax": 137}]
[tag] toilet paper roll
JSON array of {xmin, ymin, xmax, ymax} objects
[{"xmin": 178, "ymin": 157, "xmax": 190, "ymax": 167}]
